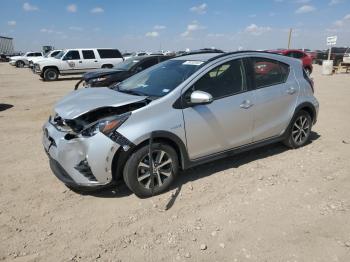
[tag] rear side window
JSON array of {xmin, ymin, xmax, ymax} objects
[
  {"xmin": 192, "ymin": 58, "xmax": 247, "ymax": 99},
  {"xmin": 82, "ymin": 50, "xmax": 95, "ymax": 59},
  {"xmin": 35, "ymin": 53, "xmax": 42, "ymax": 56},
  {"xmin": 252, "ymin": 57, "xmax": 289, "ymax": 88},
  {"xmin": 63, "ymin": 50, "xmax": 80, "ymax": 60},
  {"xmin": 97, "ymin": 49, "xmax": 122, "ymax": 59},
  {"xmin": 27, "ymin": 53, "xmax": 35, "ymax": 57}
]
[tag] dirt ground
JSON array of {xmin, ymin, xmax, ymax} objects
[{"xmin": 0, "ymin": 63, "xmax": 349, "ymax": 262}]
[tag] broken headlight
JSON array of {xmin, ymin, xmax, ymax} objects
[{"xmin": 80, "ymin": 113, "xmax": 131, "ymax": 137}]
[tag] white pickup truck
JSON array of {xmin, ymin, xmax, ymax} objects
[
  {"xmin": 9, "ymin": 52, "xmax": 43, "ymax": 68},
  {"xmin": 33, "ymin": 48, "xmax": 124, "ymax": 81},
  {"xmin": 28, "ymin": 50, "xmax": 62, "ymax": 69}
]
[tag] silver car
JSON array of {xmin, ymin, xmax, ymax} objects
[{"xmin": 43, "ymin": 51, "xmax": 319, "ymax": 197}]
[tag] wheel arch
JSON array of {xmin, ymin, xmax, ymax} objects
[
  {"xmin": 111, "ymin": 131, "xmax": 189, "ymax": 181},
  {"xmin": 42, "ymin": 65, "xmax": 60, "ymax": 74},
  {"xmin": 294, "ymin": 102, "xmax": 316, "ymax": 124},
  {"xmin": 102, "ymin": 64, "xmax": 113, "ymax": 69}
]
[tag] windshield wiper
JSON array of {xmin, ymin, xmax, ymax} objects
[{"xmin": 118, "ymin": 89, "xmax": 146, "ymax": 96}]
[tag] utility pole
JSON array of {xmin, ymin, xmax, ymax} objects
[{"xmin": 287, "ymin": 28, "xmax": 292, "ymax": 49}]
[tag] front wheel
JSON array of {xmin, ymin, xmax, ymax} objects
[
  {"xmin": 43, "ymin": 68, "xmax": 59, "ymax": 81},
  {"xmin": 283, "ymin": 110, "xmax": 312, "ymax": 149},
  {"xmin": 123, "ymin": 143, "xmax": 179, "ymax": 198},
  {"xmin": 16, "ymin": 60, "xmax": 25, "ymax": 68}
]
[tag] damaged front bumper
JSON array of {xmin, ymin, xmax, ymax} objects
[{"xmin": 42, "ymin": 120, "xmax": 120, "ymax": 188}]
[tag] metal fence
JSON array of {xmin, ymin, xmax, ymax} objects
[{"xmin": 0, "ymin": 36, "xmax": 14, "ymax": 54}]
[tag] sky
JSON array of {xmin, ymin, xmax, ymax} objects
[{"xmin": 0, "ymin": 0, "xmax": 349, "ymax": 53}]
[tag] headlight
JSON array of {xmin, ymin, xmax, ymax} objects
[
  {"xmin": 80, "ymin": 113, "xmax": 130, "ymax": 137},
  {"xmin": 92, "ymin": 76, "xmax": 108, "ymax": 82}
]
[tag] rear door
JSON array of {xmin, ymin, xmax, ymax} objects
[
  {"xmin": 249, "ymin": 57, "xmax": 299, "ymax": 142},
  {"xmin": 182, "ymin": 58, "xmax": 254, "ymax": 160},
  {"xmin": 81, "ymin": 50, "xmax": 99, "ymax": 70}
]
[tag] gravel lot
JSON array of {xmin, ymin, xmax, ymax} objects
[{"xmin": 0, "ymin": 63, "xmax": 350, "ymax": 262}]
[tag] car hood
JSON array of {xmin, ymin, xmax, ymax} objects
[
  {"xmin": 36, "ymin": 57, "xmax": 59, "ymax": 65},
  {"xmin": 83, "ymin": 69, "xmax": 125, "ymax": 80},
  {"xmin": 55, "ymin": 87, "xmax": 147, "ymax": 119},
  {"xmin": 10, "ymin": 56, "xmax": 24, "ymax": 61}
]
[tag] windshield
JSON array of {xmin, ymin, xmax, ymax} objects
[
  {"xmin": 55, "ymin": 51, "xmax": 65, "ymax": 59},
  {"xmin": 116, "ymin": 59, "xmax": 202, "ymax": 97},
  {"xmin": 114, "ymin": 58, "xmax": 141, "ymax": 71}
]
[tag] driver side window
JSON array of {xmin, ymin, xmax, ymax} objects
[
  {"xmin": 63, "ymin": 50, "xmax": 80, "ymax": 60},
  {"xmin": 192, "ymin": 59, "xmax": 247, "ymax": 100}
]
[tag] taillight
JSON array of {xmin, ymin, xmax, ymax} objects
[{"xmin": 303, "ymin": 69, "xmax": 314, "ymax": 93}]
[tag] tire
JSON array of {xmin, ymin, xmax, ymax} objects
[
  {"xmin": 16, "ymin": 60, "xmax": 25, "ymax": 68},
  {"xmin": 43, "ymin": 68, "xmax": 59, "ymax": 81},
  {"xmin": 283, "ymin": 110, "xmax": 312, "ymax": 149},
  {"xmin": 123, "ymin": 143, "xmax": 179, "ymax": 198}
]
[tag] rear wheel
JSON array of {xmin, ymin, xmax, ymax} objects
[
  {"xmin": 123, "ymin": 143, "xmax": 179, "ymax": 198},
  {"xmin": 283, "ymin": 110, "xmax": 312, "ymax": 149},
  {"xmin": 102, "ymin": 64, "xmax": 113, "ymax": 69},
  {"xmin": 43, "ymin": 68, "xmax": 59, "ymax": 81},
  {"xmin": 16, "ymin": 60, "xmax": 25, "ymax": 68}
]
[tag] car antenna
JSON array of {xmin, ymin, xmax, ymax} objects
[{"xmin": 149, "ymin": 131, "xmax": 155, "ymax": 195}]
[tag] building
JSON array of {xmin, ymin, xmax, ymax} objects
[{"xmin": 0, "ymin": 36, "xmax": 14, "ymax": 54}]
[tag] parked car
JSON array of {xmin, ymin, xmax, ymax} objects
[
  {"xmin": 0, "ymin": 54, "xmax": 10, "ymax": 62},
  {"xmin": 315, "ymin": 47, "xmax": 349, "ymax": 66},
  {"xmin": 268, "ymin": 49, "xmax": 313, "ymax": 75},
  {"xmin": 33, "ymin": 48, "xmax": 124, "ymax": 81},
  {"xmin": 342, "ymin": 48, "xmax": 350, "ymax": 64},
  {"xmin": 9, "ymin": 51, "xmax": 43, "ymax": 68},
  {"xmin": 75, "ymin": 55, "xmax": 172, "ymax": 89},
  {"xmin": 43, "ymin": 51, "xmax": 319, "ymax": 197},
  {"xmin": 28, "ymin": 50, "xmax": 62, "ymax": 69},
  {"xmin": 122, "ymin": 52, "xmax": 135, "ymax": 60}
]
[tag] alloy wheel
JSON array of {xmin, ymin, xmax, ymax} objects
[
  {"xmin": 137, "ymin": 150, "xmax": 173, "ymax": 189},
  {"xmin": 292, "ymin": 115, "xmax": 310, "ymax": 145}
]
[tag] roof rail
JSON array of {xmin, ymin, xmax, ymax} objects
[
  {"xmin": 176, "ymin": 49, "xmax": 224, "ymax": 58},
  {"xmin": 205, "ymin": 50, "xmax": 283, "ymax": 63}
]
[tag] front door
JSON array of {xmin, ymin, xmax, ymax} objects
[
  {"xmin": 61, "ymin": 50, "xmax": 84, "ymax": 73},
  {"xmin": 182, "ymin": 58, "xmax": 254, "ymax": 160}
]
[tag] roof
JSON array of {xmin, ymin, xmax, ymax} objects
[
  {"xmin": 0, "ymin": 36, "xmax": 14, "ymax": 40},
  {"xmin": 173, "ymin": 52, "xmax": 222, "ymax": 61}
]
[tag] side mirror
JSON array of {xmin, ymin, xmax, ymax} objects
[{"xmin": 190, "ymin": 90, "xmax": 213, "ymax": 105}]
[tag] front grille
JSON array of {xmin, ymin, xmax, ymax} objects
[{"xmin": 74, "ymin": 159, "xmax": 97, "ymax": 181}]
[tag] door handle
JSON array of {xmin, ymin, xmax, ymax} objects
[
  {"xmin": 94, "ymin": 60, "xmax": 98, "ymax": 62},
  {"xmin": 287, "ymin": 87, "xmax": 296, "ymax": 94},
  {"xmin": 79, "ymin": 60, "xmax": 82, "ymax": 63},
  {"xmin": 240, "ymin": 100, "xmax": 253, "ymax": 109}
]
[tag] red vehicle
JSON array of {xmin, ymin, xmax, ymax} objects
[{"xmin": 268, "ymin": 49, "xmax": 313, "ymax": 75}]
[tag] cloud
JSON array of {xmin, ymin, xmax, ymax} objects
[
  {"xmin": 7, "ymin": 20, "xmax": 16, "ymax": 26},
  {"xmin": 40, "ymin": 28, "xmax": 54, "ymax": 33},
  {"xmin": 190, "ymin": 3, "xmax": 207, "ymax": 15},
  {"xmin": 181, "ymin": 21, "xmax": 205, "ymax": 37},
  {"xmin": 244, "ymin": 24, "xmax": 272, "ymax": 36},
  {"xmin": 332, "ymin": 13, "xmax": 350, "ymax": 28},
  {"xmin": 23, "ymin": 2, "xmax": 38, "ymax": 11},
  {"xmin": 67, "ymin": 4, "xmax": 77, "ymax": 13},
  {"xmin": 145, "ymin": 31, "xmax": 159, "ymax": 37},
  {"xmin": 329, "ymin": 0, "xmax": 342, "ymax": 5},
  {"xmin": 295, "ymin": 5, "xmax": 316, "ymax": 14},
  {"xmin": 91, "ymin": 7, "xmax": 104, "ymax": 13},
  {"xmin": 69, "ymin": 26, "xmax": 83, "ymax": 31},
  {"xmin": 294, "ymin": 0, "xmax": 311, "ymax": 3},
  {"xmin": 154, "ymin": 25, "xmax": 166, "ymax": 30}
]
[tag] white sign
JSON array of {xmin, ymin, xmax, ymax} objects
[{"xmin": 327, "ymin": 36, "xmax": 337, "ymax": 46}]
